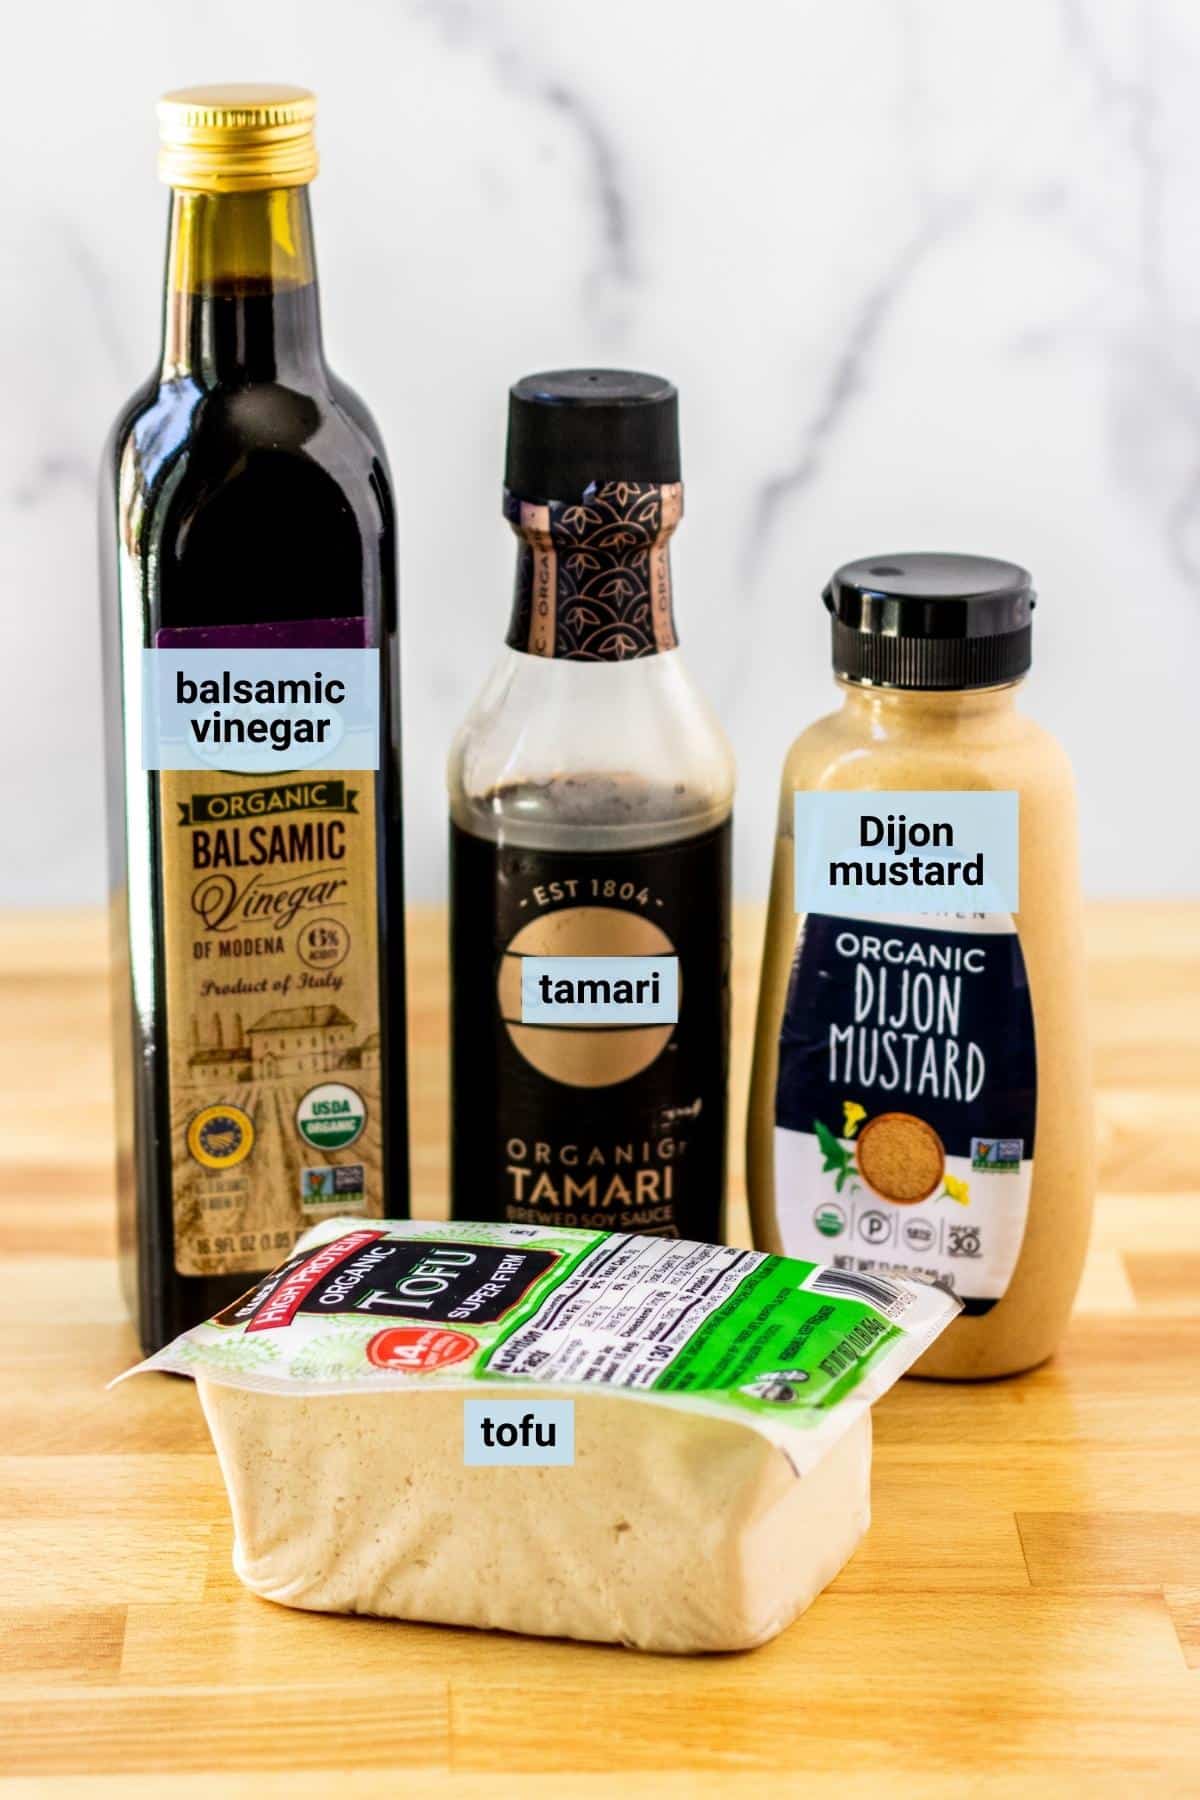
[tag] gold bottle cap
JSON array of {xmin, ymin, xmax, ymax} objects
[{"xmin": 157, "ymin": 84, "xmax": 318, "ymax": 192}]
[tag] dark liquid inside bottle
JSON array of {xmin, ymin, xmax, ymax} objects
[
  {"xmin": 450, "ymin": 775, "xmax": 731, "ymax": 1241},
  {"xmin": 101, "ymin": 229, "xmax": 408, "ymax": 1350}
]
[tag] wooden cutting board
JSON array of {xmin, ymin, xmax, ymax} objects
[{"xmin": 1, "ymin": 903, "xmax": 1197, "ymax": 1796}]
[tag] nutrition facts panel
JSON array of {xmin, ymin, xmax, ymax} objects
[{"xmin": 486, "ymin": 1235, "xmax": 764, "ymax": 1387}]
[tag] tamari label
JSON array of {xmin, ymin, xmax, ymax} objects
[{"xmin": 451, "ymin": 821, "xmax": 731, "ymax": 1242}]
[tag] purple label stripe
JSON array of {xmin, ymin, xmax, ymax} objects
[{"xmin": 156, "ymin": 616, "xmax": 373, "ymax": 650}]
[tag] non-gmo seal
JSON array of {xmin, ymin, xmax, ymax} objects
[
  {"xmin": 186, "ymin": 1103, "xmax": 255, "ymax": 1169},
  {"xmin": 296, "ymin": 1082, "xmax": 366, "ymax": 1151}
]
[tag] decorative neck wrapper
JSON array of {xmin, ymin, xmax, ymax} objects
[{"xmin": 504, "ymin": 480, "xmax": 683, "ymax": 662}]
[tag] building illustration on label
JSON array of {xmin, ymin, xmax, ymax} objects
[
  {"xmin": 248, "ymin": 1005, "xmax": 356, "ymax": 1078},
  {"xmin": 185, "ymin": 1004, "xmax": 370, "ymax": 1082}
]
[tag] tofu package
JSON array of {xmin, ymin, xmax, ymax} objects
[{"xmin": 121, "ymin": 1220, "xmax": 959, "ymax": 1653}]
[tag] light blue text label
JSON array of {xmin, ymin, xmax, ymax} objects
[
  {"xmin": 141, "ymin": 649, "xmax": 380, "ymax": 773},
  {"xmin": 520, "ymin": 955, "xmax": 679, "ymax": 1025},
  {"xmin": 793, "ymin": 791, "xmax": 1019, "ymax": 915},
  {"xmin": 463, "ymin": 1399, "xmax": 576, "ymax": 1466}
]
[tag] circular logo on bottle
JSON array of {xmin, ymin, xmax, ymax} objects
[
  {"xmin": 186, "ymin": 1103, "xmax": 255, "ymax": 1170},
  {"xmin": 812, "ymin": 1201, "xmax": 846, "ymax": 1238},
  {"xmin": 497, "ymin": 905, "xmax": 677, "ymax": 1088},
  {"xmin": 297, "ymin": 917, "xmax": 351, "ymax": 971},
  {"xmin": 296, "ymin": 1082, "xmax": 366, "ymax": 1150}
]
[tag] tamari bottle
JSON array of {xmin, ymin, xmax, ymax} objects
[
  {"xmin": 449, "ymin": 370, "xmax": 735, "ymax": 1239},
  {"xmin": 748, "ymin": 554, "xmax": 1094, "ymax": 1377},
  {"xmin": 100, "ymin": 86, "xmax": 408, "ymax": 1353}
]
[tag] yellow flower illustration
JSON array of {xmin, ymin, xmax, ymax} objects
[
  {"xmin": 943, "ymin": 1174, "xmax": 970, "ymax": 1206},
  {"xmin": 842, "ymin": 1101, "xmax": 867, "ymax": 1139}
]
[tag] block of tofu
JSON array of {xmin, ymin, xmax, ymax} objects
[
  {"xmin": 122, "ymin": 1221, "xmax": 960, "ymax": 1653},
  {"xmin": 198, "ymin": 1378, "xmax": 871, "ymax": 1653}
]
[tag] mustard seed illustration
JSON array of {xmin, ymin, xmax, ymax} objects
[{"xmin": 855, "ymin": 1112, "xmax": 946, "ymax": 1205}]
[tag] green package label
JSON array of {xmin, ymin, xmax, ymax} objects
[{"xmin": 123, "ymin": 1219, "xmax": 960, "ymax": 1474}]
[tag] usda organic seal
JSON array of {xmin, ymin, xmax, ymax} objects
[{"xmin": 296, "ymin": 1082, "xmax": 366, "ymax": 1151}]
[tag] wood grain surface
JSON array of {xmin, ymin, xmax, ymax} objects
[{"xmin": 0, "ymin": 902, "xmax": 1197, "ymax": 1796}]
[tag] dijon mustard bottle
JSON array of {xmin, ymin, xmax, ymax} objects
[{"xmin": 748, "ymin": 554, "xmax": 1094, "ymax": 1378}]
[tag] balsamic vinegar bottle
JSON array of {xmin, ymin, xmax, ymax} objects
[
  {"xmin": 448, "ymin": 370, "xmax": 735, "ymax": 1240},
  {"xmin": 100, "ymin": 87, "xmax": 408, "ymax": 1352}
]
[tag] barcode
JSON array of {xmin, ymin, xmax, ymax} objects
[{"xmin": 808, "ymin": 1267, "xmax": 909, "ymax": 1317}]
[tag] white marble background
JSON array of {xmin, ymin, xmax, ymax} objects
[{"xmin": 3, "ymin": 0, "xmax": 1199, "ymax": 903}]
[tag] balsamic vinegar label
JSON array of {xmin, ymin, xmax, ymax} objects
[
  {"xmin": 451, "ymin": 820, "xmax": 731, "ymax": 1241},
  {"xmin": 160, "ymin": 766, "xmax": 383, "ymax": 1276}
]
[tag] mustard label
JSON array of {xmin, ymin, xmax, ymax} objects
[
  {"xmin": 773, "ymin": 909, "xmax": 1037, "ymax": 1317},
  {"xmin": 159, "ymin": 768, "xmax": 383, "ymax": 1276}
]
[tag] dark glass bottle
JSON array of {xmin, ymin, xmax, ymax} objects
[
  {"xmin": 100, "ymin": 87, "xmax": 408, "ymax": 1352},
  {"xmin": 448, "ymin": 371, "xmax": 735, "ymax": 1242}
]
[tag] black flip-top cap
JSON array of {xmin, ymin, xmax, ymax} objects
[
  {"xmin": 505, "ymin": 368, "xmax": 680, "ymax": 503},
  {"xmin": 824, "ymin": 552, "xmax": 1036, "ymax": 690}
]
